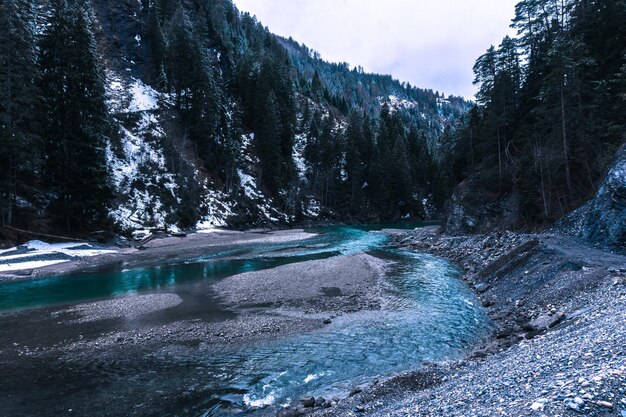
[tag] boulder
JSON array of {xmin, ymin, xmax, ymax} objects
[
  {"xmin": 524, "ymin": 311, "xmax": 565, "ymax": 332},
  {"xmin": 558, "ymin": 144, "xmax": 626, "ymax": 253},
  {"xmin": 300, "ymin": 397, "xmax": 315, "ymax": 408}
]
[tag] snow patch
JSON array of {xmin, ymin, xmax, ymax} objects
[
  {"xmin": 0, "ymin": 260, "xmax": 68, "ymax": 272},
  {"xmin": 293, "ymin": 134, "xmax": 308, "ymax": 181},
  {"xmin": 379, "ymin": 95, "xmax": 418, "ymax": 112},
  {"xmin": 196, "ymin": 227, "xmax": 223, "ymax": 234},
  {"xmin": 104, "ymin": 73, "xmax": 178, "ymax": 231},
  {"xmin": 0, "ymin": 241, "xmax": 117, "ymax": 272},
  {"xmin": 237, "ymin": 169, "xmax": 261, "ymax": 200},
  {"xmin": 127, "ymin": 80, "xmax": 159, "ymax": 112},
  {"xmin": 105, "ymin": 72, "xmax": 159, "ymax": 114}
]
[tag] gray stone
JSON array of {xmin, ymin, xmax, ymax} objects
[
  {"xmin": 276, "ymin": 409, "xmax": 302, "ymax": 417},
  {"xmin": 475, "ymin": 283, "xmax": 491, "ymax": 293},
  {"xmin": 565, "ymin": 401, "xmax": 580, "ymax": 411},
  {"xmin": 481, "ymin": 296, "xmax": 496, "ymax": 307},
  {"xmin": 525, "ymin": 311, "xmax": 565, "ymax": 332},
  {"xmin": 300, "ymin": 396, "xmax": 315, "ymax": 408},
  {"xmin": 276, "ymin": 409, "xmax": 300, "ymax": 417}
]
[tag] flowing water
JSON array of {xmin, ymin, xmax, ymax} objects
[{"xmin": 0, "ymin": 225, "xmax": 491, "ymax": 416}]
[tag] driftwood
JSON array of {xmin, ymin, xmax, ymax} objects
[{"xmin": 2, "ymin": 225, "xmax": 82, "ymax": 242}]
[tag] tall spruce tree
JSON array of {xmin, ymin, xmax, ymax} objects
[
  {"xmin": 147, "ymin": 1, "xmax": 167, "ymax": 88},
  {"xmin": 39, "ymin": 0, "xmax": 112, "ymax": 230},
  {"xmin": 0, "ymin": 0, "xmax": 41, "ymax": 226}
]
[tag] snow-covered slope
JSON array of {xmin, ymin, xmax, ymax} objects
[{"xmin": 104, "ymin": 68, "xmax": 301, "ymax": 231}]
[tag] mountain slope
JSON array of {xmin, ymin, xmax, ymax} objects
[{"xmin": 0, "ymin": 0, "xmax": 469, "ymax": 239}]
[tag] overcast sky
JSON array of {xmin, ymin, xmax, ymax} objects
[{"xmin": 232, "ymin": 0, "xmax": 519, "ymax": 99}]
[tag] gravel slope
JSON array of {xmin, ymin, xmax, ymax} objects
[{"xmin": 295, "ymin": 229, "xmax": 626, "ymax": 417}]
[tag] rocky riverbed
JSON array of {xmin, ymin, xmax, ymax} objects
[
  {"xmin": 279, "ymin": 228, "xmax": 626, "ymax": 417},
  {"xmin": 0, "ymin": 228, "xmax": 402, "ymax": 416},
  {"xmin": 3, "ymin": 226, "xmax": 623, "ymax": 417}
]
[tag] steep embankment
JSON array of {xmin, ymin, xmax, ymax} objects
[{"xmin": 557, "ymin": 143, "xmax": 626, "ymax": 253}]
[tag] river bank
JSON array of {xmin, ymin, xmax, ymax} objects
[
  {"xmin": 0, "ymin": 228, "xmax": 318, "ymax": 281},
  {"xmin": 303, "ymin": 228, "xmax": 626, "ymax": 417}
]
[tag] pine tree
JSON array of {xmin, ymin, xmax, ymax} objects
[
  {"xmin": 473, "ymin": 46, "xmax": 498, "ymax": 107},
  {"xmin": 39, "ymin": 0, "xmax": 112, "ymax": 230},
  {"xmin": 257, "ymin": 92, "xmax": 283, "ymax": 196},
  {"xmin": 147, "ymin": 1, "xmax": 167, "ymax": 88},
  {"xmin": 166, "ymin": 4, "xmax": 196, "ymax": 112},
  {"xmin": 0, "ymin": 0, "xmax": 41, "ymax": 225},
  {"xmin": 344, "ymin": 111, "xmax": 365, "ymax": 214}
]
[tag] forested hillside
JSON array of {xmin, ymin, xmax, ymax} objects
[
  {"xmin": 0, "ymin": 0, "xmax": 467, "ymax": 238},
  {"xmin": 1, "ymin": 0, "xmax": 623, "ymax": 242},
  {"xmin": 439, "ymin": 0, "xmax": 625, "ymax": 234}
]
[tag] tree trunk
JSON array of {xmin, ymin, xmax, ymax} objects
[
  {"xmin": 497, "ymin": 128, "xmax": 503, "ymax": 193},
  {"xmin": 535, "ymin": 139, "xmax": 549, "ymax": 219},
  {"xmin": 469, "ymin": 128, "xmax": 475, "ymax": 168},
  {"xmin": 561, "ymin": 79, "xmax": 574, "ymax": 200}
]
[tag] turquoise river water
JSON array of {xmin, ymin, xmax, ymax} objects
[{"xmin": 0, "ymin": 225, "xmax": 491, "ymax": 416}]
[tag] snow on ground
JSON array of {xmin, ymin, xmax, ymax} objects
[
  {"xmin": 237, "ymin": 134, "xmax": 292, "ymax": 224},
  {"xmin": 0, "ymin": 260, "xmax": 69, "ymax": 273},
  {"xmin": 104, "ymin": 69, "xmax": 183, "ymax": 231},
  {"xmin": 127, "ymin": 79, "xmax": 159, "ymax": 112},
  {"xmin": 196, "ymin": 227, "xmax": 225, "ymax": 234},
  {"xmin": 104, "ymin": 69, "xmax": 310, "ymax": 231},
  {"xmin": 196, "ymin": 176, "xmax": 234, "ymax": 229},
  {"xmin": 106, "ymin": 118, "xmax": 178, "ymax": 231},
  {"xmin": 379, "ymin": 95, "xmax": 418, "ymax": 112},
  {"xmin": 293, "ymin": 134, "xmax": 308, "ymax": 181},
  {"xmin": 106, "ymin": 71, "xmax": 159, "ymax": 114},
  {"xmin": 0, "ymin": 241, "xmax": 117, "ymax": 272}
]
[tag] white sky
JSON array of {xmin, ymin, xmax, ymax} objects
[{"xmin": 232, "ymin": 0, "xmax": 519, "ymax": 99}]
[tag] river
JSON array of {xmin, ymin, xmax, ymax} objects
[{"xmin": 0, "ymin": 225, "xmax": 491, "ymax": 416}]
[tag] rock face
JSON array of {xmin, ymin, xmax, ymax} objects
[
  {"xmin": 447, "ymin": 144, "xmax": 625, "ymax": 253},
  {"xmin": 581, "ymin": 144, "xmax": 626, "ymax": 252},
  {"xmin": 559, "ymin": 144, "xmax": 626, "ymax": 253},
  {"xmin": 444, "ymin": 178, "xmax": 521, "ymax": 235}
]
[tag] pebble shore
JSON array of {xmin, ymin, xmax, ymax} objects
[{"xmin": 285, "ymin": 229, "xmax": 626, "ymax": 417}]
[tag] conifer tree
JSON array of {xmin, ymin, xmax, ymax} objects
[
  {"xmin": 147, "ymin": 1, "xmax": 167, "ymax": 88},
  {"xmin": 39, "ymin": 0, "xmax": 112, "ymax": 230},
  {"xmin": 344, "ymin": 111, "xmax": 365, "ymax": 214},
  {"xmin": 0, "ymin": 0, "xmax": 41, "ymax": 225},
  {"xmin": 257, "ymin": 92, "xmax": 283, "ymax": 196}
]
